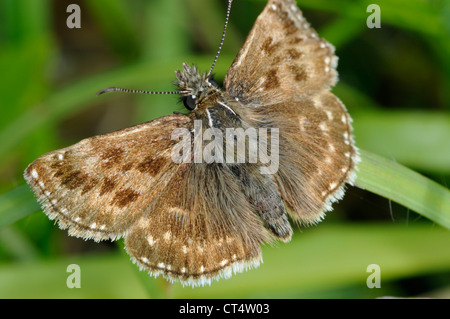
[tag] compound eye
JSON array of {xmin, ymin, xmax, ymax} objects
[{"xmin": 183, "ymin": 95, "xmax": 196, "ymax": 110}]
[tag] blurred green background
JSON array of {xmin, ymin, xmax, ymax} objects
[{"xmin": 0, "ymin": 0, "xmax": 449, "ymax": 298}]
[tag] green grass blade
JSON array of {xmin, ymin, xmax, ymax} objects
[
  {"xmin": 0, "ymin": 226, "xmax": 40, "ymax": 260},
  {"xmin": 0, "ymin": 185, "xmax": 39, "ymax": 227},
  {"xmin": 355, "ymin": 150, "xmax": 450, "ymax": 229},
  {"xmin": 352, "ymin": 111, "xmax": 450, "ymax": 174}
]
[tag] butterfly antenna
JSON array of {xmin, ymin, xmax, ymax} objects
[
  {"xmin": 96, "ymin": 87, "xmax": 187, "ymax": 96},
  {"xmin": 207, "ymin": 0, "xmax": 233, "ymax": 77}
]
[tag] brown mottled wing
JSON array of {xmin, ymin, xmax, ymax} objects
[
  {"xmin": 24, "ymin": 115, "xmax": 191, "ymax": 241},
  {"xmin": 125, "ymin": 163, "xmax": 270, "ymax": 286},
  {"xmin": 24, "ymin": 114, "xmax": 270, "ymax": 286},
  {"xmin": 224, "ymin": 0, "xmax": 337, "ymax": 100},
  {"xmin": 225, "ymin": 0, "xmax": 359, "ymax": 224}
]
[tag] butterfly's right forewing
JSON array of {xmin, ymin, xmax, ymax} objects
[{"xmin": 24, "ymin": 115, "xmax": 192, "ymax": 241}]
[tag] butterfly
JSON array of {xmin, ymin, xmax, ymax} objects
[{"xmin": 24, "ymin": 0, "xmax": 359, "ymax": 287}]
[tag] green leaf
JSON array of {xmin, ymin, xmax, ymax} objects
[
  {"xmin": 355, "ymin": 150, "xmax": 450, "ymax": 229},
  {"xmin": 0, "ymin": 185, "xmax": 39, "ymax": 228},
  {"xmin": 352, "ymin": 111, "xmax": 450, "ymax": 174}
]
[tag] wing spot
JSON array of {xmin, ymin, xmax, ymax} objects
[
  {"xmin": 99, "ymin": 178, "xmax": 116, "ymax": 196},
  {"xmin": 163, "ymin": 231, "xmax": 172, "ymax": 241},
  {"xmin": 283, "ymin": 19, "xmax": 297, "ymax": 35},
  {"xmin": 31, "ymin": 169, "xmax": 39, "ymax": 179},
  {"xmin": 260, "ymin": 37, "xmax": 280, "ymax": 56},
  {"xmin": 326, "ymin": 111, "xmax": 333, "ymax": 120},
  {"xmin": 147, "ymin": 236, "xmax": 156, "ymax": 247},
  {"xmin": 136, "ymin": 156, "xmax": 166, "ymax": 176},
  {"xmin": 285, "ymin": 48, "xmax": 302, "ymax": 60},
  {"xmin": 289, "ymin": 64, "xmax": 308, "ymax": 82},
  {"xmin": 101, "ymin": 147, "xmax": 124, "ymax": 161},
  {"xmin": 61, "ymin": 170, "xmax": 89, "ymax": 190},
  {"xmin": 298, "ymin": 116, "xmax": 306, "ymax": 131},
  {"xmin": 81, "ymin": 177, "xmax": 99, "ymax": 195},
  {"xmin": 111, "ymin": 188, "xmax": 140, "ymax": 207},
  {"xmin": 121, "ymin": 162, "xmax": 134, "ymax": 172},
  {"xmin": 287, "ymin": 36, "xmax": 303, "ymax": 45},
  {"xmin": 263, "ymin": 69, "xmax": 280, "ymax": 90},
  {"xmin": 52, "ymin": 163, "xmax": 74, "ymax": 177}
]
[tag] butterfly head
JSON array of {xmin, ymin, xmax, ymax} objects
[{"xmin": 175, "ymin": 63, "xmax": 219, "ymax": 111}]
